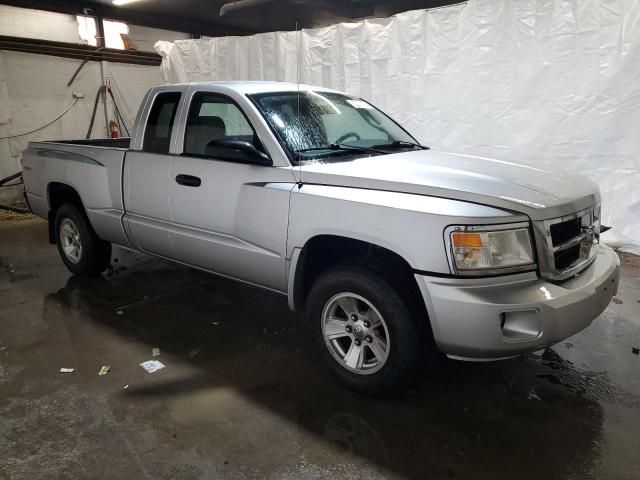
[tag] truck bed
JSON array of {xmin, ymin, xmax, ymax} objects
[{"xmin": 22, "ymin": 138, "xmax": 132, "ymax": 249}]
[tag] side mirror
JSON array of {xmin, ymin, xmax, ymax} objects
[{"xmin": 204, "ymin": 139, "xmax": 272, "ymax": 166}]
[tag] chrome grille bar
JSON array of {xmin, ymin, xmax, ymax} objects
[{"xmin": 552, "ymin": 234, "xmax": 588, "ymax": 253}]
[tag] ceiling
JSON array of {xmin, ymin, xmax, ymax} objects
[{"xmin": 0, "ymin": 0, "xmax": 462, "ymax": 37}]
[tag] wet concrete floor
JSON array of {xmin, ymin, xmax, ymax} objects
[{"xmin": 1, "ymin": 217, "xmax": 639, "ymax": 479}]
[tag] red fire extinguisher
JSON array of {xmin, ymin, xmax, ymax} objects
[{"xmin": 109, "ymin": 120, "xmax": 120, "ymax": 139}]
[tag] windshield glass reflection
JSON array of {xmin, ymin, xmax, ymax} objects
[{"xmin": 249, "ymin": 91, "xmax": 418, "ymax": 163}]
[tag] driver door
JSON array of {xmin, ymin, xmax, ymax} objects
[{"xmin": 168, "ymin": 89, "xmax": 293, "ymax": 292}]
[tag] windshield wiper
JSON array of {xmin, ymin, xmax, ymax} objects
[
  {"xmin": 295, "ymin": 143, "xmax": 387, "ymax": 155},
  {"xmin": 371, "ymin": 140, "xmax": 430, "ymax": 150}
]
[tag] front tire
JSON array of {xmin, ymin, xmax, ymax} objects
[
  {"xmin": 307, "ymin": 266, "xmax": 422, "ymax": 397},
  {"xmin": 54, "ymin": 203, "xmax": 111, "ymax": 277}
]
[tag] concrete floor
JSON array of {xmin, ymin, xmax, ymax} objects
[{"xmin": 1, "ymin": 217, "xmax": 639, "ymax": 480}]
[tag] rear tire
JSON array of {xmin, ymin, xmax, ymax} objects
[
  {"xmin": 307, "ymin": 265, "xmax": 422, "ymax": 397},
  {"xmin": 54, "ymin": 203, "xmax": 111, "ymax": 277}
]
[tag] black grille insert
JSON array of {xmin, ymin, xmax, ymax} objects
[
  {"xmin": 554, "ymin": 244, "xmax": 581, "ymax": 270},
  {"xmin": 550, "ymin": 218, "xmax": 581, "ymax": 246}
]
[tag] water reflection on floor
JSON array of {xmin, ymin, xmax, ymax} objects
[{"xmin": 1, "ymin": 218, "xmax": 639, "ymax": 479}]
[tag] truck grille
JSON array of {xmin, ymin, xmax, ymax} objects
[{"xmin": 534, "ymin": 205, "xmax": 600, "ymax": 281}]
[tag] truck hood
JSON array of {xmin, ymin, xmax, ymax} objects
[{"xmin": 295, "ymin": 150, "xmax": 599, "ymax": 220}]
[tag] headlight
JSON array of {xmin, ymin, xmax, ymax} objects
[{"xmin": 446, "ymin": 223, "xmax": 536, "ymax": 275}]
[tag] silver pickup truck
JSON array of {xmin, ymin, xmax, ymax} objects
[{"xmin": 22, "ymin": 81, "xmax": 620, "ymax": 395}]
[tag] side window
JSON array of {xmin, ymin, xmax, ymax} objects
[
  {"xmin": 184, "ymin": 92, "xmax": 259, "ymax": 157},
  {"xmin": 143, "ymin": 92, "xmax": 181, "ymax": 154}
]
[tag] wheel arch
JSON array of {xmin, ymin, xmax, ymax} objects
[
  {"xmin": 289, "ymin": 234, "xmax": 433, "ymax": 339},
  {"xmin": 290, "ymin": 235, "xmax": 413, "ymax": 308},
  {"xmin": 47, "ymin": 182, "xmax": 86, "ymax": 244}
]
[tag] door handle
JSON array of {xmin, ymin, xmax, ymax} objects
[{"xmin": 175, "ymin": 174, "xmax": 201, "ymax": 187}]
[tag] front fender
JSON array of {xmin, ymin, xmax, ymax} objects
[{"xmin": 287, "ymin": 183, "xmax": 527, "ymax": 274}]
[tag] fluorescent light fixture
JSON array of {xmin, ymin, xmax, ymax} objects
[{"xmin": 112, "ymin": 0, "xmax": 142, "ymax": 5}]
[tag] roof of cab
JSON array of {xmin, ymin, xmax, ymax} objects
[{"xmin": 185, "ymin": 80, "xmax": 344, "ymax": 95}]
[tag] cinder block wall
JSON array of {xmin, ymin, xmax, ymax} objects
[{"xmin": 0, "ymin": 5, "xmax": 187, "ymax": 205}]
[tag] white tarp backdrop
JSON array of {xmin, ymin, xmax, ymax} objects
[{"xmin": 156, "ymin": 0, "xmax": 640, "ymax": 254}]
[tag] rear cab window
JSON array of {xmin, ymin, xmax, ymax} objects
[{"xmin": 143, "ymin": 91, "xmax": 181, "ymax": 154}]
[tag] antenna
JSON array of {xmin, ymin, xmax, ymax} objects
[{"xmin": 296, "ymin": 20, "xmax": 302, "ymax": 187}]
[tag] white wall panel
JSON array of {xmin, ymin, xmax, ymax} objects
[
  {"xmin": 0, "ymin": 7, "xmax": 188, "ymax": 204},
  {"xmin": 0, "ymin": 52, "xmax": 161, "ymax": 203},
  {"xmin": 156, "ymin": 0, "xmax": 640, "ymax": 253},
  {"xmin": 1, "ymin": 51, "xmax": 105, "ymax": 157},
  {"xmin": 0, "ymin": 5, "xmax": 82, "ymax": 43},
  {"xmin": 0, "ymin": 53, "xmax": 14, "ymax": 180},
  {"xmin": 105, "ymin": 62, "xmax": 164, "ymax": 131}
]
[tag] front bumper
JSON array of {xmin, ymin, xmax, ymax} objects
[{"xmin": 415, "ymin": 244, "xmax": 620, "ymax": 360}]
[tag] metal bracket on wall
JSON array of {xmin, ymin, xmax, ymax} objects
[{"xmin": 67, "ymin": 47, "xmax": 104, "ymax": 87}]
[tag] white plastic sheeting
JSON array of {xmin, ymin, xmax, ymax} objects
[{"xmin": 156, "ymin": 0, "xmax": 640, "ymax": 253}]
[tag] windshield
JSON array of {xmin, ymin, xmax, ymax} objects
[{"xmin": 248, "ymin": 91, "xmax": 418, "ymax": 163}]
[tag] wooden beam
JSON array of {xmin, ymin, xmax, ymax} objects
[{"xmin": 0, "ymin": 35, "xmax": 162, "ymax": 65}]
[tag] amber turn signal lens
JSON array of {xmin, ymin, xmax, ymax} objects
[{"xmin": 451, "ymin": 232, "xmax": 483, "ymax": 248}]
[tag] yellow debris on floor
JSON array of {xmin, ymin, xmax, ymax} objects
[{"xmin": 0, "ymin": 209, "xmax": 33, "ymax": 221}]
